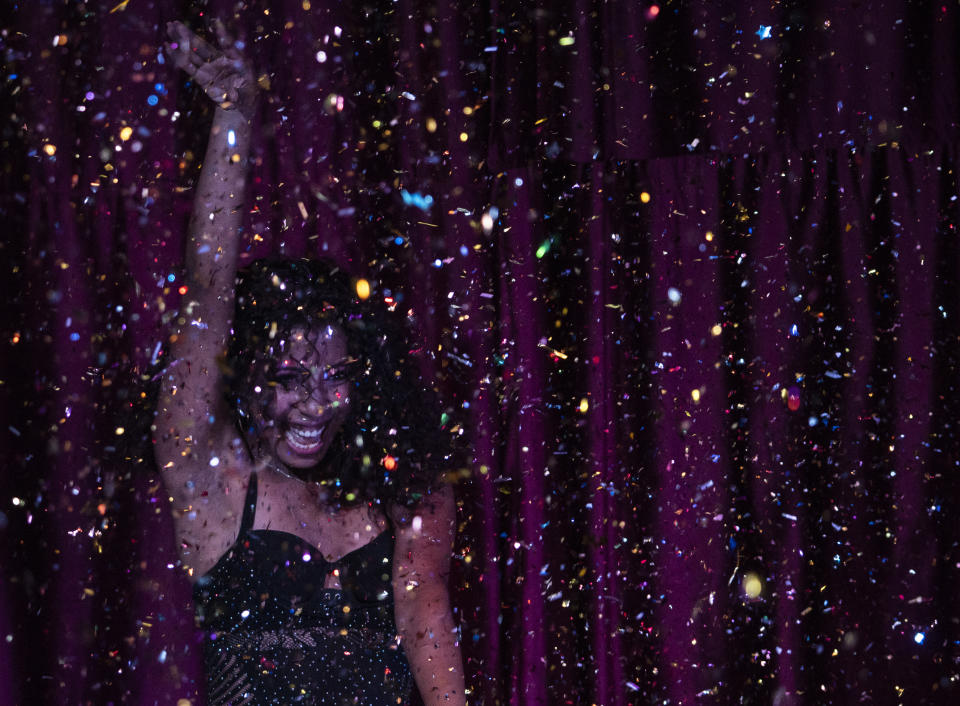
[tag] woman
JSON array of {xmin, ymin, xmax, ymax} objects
[{"xmin": 155, "ymin": 21, "xmax": 466, "ymax": 705}]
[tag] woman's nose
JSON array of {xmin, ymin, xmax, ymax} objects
[
  {"xmin": 298, "ymin": 383, "xmax": 340, "ymax": 414},
  {"xmin": 298, "ymin": 392, "xmax": 328, "ymax": 416}
]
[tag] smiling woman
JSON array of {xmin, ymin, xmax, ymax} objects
[
  {"xmin": 225, "ymin": 257, "xmax": 445, "ymax": 507},
  {"xmin": 151, "ymin": 20, "xmax": 466, "ymax": 706}
]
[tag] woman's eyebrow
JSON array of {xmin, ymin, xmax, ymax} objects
[
  {"xmin": 328, "ymin": 355, "xmax": 354, "ymax": 365},
  {"xmin": 323, "ymin": 356, "xmax": 359, "ymax": 368},
  {"xmin": 275, "ymin": 360, "xmax": 309, "ymax": 371}
]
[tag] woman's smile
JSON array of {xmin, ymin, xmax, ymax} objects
[{"xmin": 283, "ymin": 423, "xmax": 328, "ymax": 455}]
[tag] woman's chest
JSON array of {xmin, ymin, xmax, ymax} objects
[
  {"xmin": 199, "ymin": 528, "xmax": 396, "ymax": 609},
  {"xmin": 252, "ymin": 471, "xmax": 390, "ymax": 563}
]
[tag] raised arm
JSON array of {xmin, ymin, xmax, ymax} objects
[
  {"xmin": 393, "ymin": 485, "xmax": 467, "ymax": 706},
  {"xmin": 153, "ymin": 20, "xmax": 257, "ymax": 474}
]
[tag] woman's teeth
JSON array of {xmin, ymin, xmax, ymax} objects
[{"xmin": 285, "ymin": 426, "xmax": 325, "ymax": 453}]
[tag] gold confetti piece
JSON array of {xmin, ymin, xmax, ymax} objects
[
  {"xmin": 537, "ymin": 343, "xmax": 568, "ymax": 359},
  {"xmin": 109, "ymin": 0, "xmax": 130, "ymax": 13},
  {"xmin": 119, "ymin": 126, "xmax": 133, "ymax": 141},
  {"xmin": 355, "ymin": 278, "xmax": 370, "ymax": 300},
  {"xmin": 743, "ymin": 572, "xmax": 763, "ymax": 599},
  {"xmin": 43, "ymin": 144, "xmax": 56, "ymax": 156}
]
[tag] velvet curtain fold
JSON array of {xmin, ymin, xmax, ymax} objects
[{"xmin": 2, "ymin": 1, "xmax": 958, "ymax": 704}]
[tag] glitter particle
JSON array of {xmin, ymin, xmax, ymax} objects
[{"xmin": 355, "ymin": 278, "xmax": 371, "ymax": 300}]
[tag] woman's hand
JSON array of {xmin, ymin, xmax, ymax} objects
[{"xmin": 165, "ymin": 20, "xmax": 258, "ymax": 119}]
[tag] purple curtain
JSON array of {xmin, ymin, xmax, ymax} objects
[{"xmin": 3, "ymin": 1, "xmax": 958, "ymax": 703}]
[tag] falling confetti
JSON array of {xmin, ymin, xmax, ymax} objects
[{"xmin": 4, "ymin": 4, "xmax": 958, "ymax": 706}]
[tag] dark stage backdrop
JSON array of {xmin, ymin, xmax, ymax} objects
[{"xmin": 2, "ymin": 1, "xmax": 959, "ymax": 704}]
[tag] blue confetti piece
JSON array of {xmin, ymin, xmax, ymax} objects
[{"xmin": 400, "ymin": 189, "xmax": 434, "ymax": 211}]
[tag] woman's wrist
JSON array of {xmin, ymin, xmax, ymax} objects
[
  {"xmin": 215, "ymin": 102, "xmax": 256, "ymax": 125},
  {"xmin": 212, "ymin": 105, "xmax": 254, "ymax": 134}
]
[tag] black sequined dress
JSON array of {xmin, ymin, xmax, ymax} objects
[{"xmin": 193, "ymin": 473, "xmax": 414, "ymax": 705}]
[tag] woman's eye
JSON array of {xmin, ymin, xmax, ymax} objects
[
  {"xmin": 272, "ymin": 371, "xmax": 306, "ymax": 388},
  {"xmin": 324, "ymin": 361, "xmax": 360, "ymax": 381}
]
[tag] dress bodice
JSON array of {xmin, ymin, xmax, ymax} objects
[{"xmin": 192, "ymin": 473, "xmax": 413, "ymax": 705}]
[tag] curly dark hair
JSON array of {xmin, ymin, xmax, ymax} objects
[{"xmin": 226, "ymin": 257, "xmax": 450, "ymax": 511}]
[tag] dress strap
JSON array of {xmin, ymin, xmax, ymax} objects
[{"xmin": 239, "ymin": 472, "xmax": 258, "ymax": 534}]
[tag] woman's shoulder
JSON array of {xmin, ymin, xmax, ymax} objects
[
  {"xmin": 387, "ymin": 483, "xmax": 456, "ymax": 532},
  {"xmin": 390, "ymin": 484, "xmax": 456, "ymax": 594}
]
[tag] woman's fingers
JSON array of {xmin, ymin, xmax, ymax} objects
[
  {"xmin": 167, "ymin": 21, "xmax": 217, "ymax": 61},
  {"xmin": 164, "ymin": 42, "xmax": 194, "ymax": 73},
  {"xmin": 211, "ymin": 18, "xmax": 232, "ymax": 50},
  {"xmin": 212, "ymin": 18, "xmax": 246, "ymax": 63}
]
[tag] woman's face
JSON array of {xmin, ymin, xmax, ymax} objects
[{"xmin": 249, "ymin": 323, "xmax": 355, "ymax": 471}]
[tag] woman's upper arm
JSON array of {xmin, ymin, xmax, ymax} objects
[
  {"xmin": 392, "ymin": 484, "xmax": 456, "ymax": 604},
  {"xmin": 152, "ymin": 298, "xmax": 233, "ymax": 472},
  {"xmin": 392, "ymin": 485, "xmax": 466, "ymax": 705}
]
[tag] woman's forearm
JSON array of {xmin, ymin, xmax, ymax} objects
[
  {"xmin": 173, "ymin": 106, "xmax": 252, "ymax": 364},
  {"xmin": 185, "ymin": 108, "xmax": 251, "ymax": 302},
  {"xmin": 398, "ymin": 598, "xmax": 467, "ymax": 706}
]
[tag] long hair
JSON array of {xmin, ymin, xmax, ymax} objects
[{"xmin": 226, "ymin": 257, "xmax": 450, "ymax": 510}]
